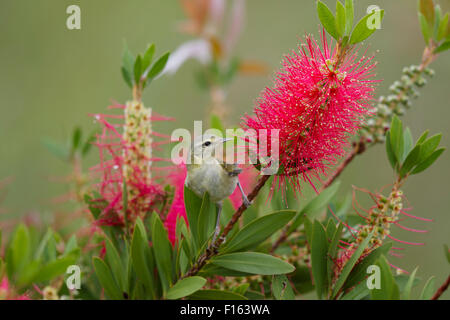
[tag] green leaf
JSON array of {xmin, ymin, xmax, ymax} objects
[
  {"xmin": 419, "ymin": 12, "xmax": 432, "ymax": 44},
  {"xmin": 222, "ymin": 210, "xmax": 295, "ymax": 253},
  {"xmin": 233, "ymin": 283, "xmax": 250, "ymax": 296},
  {"xmin": 121, "ymin": 67, "xmax": 133, "ymax": 88},
  {"xmin": 184, "ymin": 186, "xmax": 203, "ymax": 248},
  {"xmin": 104, "ymin": 236, "xmax": 126, "ymax": 291},
  {"xmin": 303, "ymin": 217, "xmax": 313, "ymax": 246},
  {"xmin": 345, "ymin": 0, "xmax": 354, "ymax": 35},
  {"xmin": 63, "ymin": 235, "xmax": 78, "ymax": 256},
  {"xmin": 341, "ymin": 280, "xmax": 370, "ymax": 300},
  {"xmin": 210, "ymin": 114, "xmax": 225, "ymax": 133},
  {"xmin": 272, "ymin": 274, "xmax": 295, "ymax": 300},
  {"xmin": 437, "ymin": 13, "xmax": 449, "ymax": 41},
  {"xmin": 402, "ymin": 128, "xmax": 413, "ymax": 161},
  {"xmin": 42, "ymin": 138, "xmax": 69, "ymax": 161},
  {"xmin": 122, "ymin": 42, "xmax": 135, "ymax": 87},
  {"xmin": 343, "ymin": 242, "xmax": 392, "ymax": 290},
  {"xmin": 188, "ymin": 289, "xmax": 248, "ymax": 300},
  {"xmin": 349, "ymin": 9, "xmax": 384, "ymax": 44},
  {"xmin": 201, "ymin": 264, "xmax": 252, "ymax": 277},
  {"xmin": 385, "ymin": 131, "xmax": 397, "ymax": 169},
  {"xmin": 444, "ymin": 244, "xmax": 450, "ymax": 264},
  {"xmin": 370, "ymin": 255, "xmax": 400, "ymax": 300},
  {"xmin": 402, "ymin": 267, "xmax": 419, "ymax": 300},
  {"xmin": 6, "ymin": 224, "xmax": 31, "ymax": 277},
  {"xmin": 151, "ymin": 214, "xmax": 173, "ymax": 293},
  {"xmin": 390, "ymin": 115, "xmax": 404, "ymax": 167},
  {"xmin": 416, "ymin": 130, "xmax": 429, "ymax": 145},
  {"xmin": 433, "ymin": 5, "xmax": 442, "ymax": 40},
  {"xmin": 317, "ymin": 1, "xmax": 340, "ymax": 39},
  {"xmin": 134, "ymin": 54, "xmax": 142, "ymax": 84},
  {"xmin": 34, "ymin": 250, "xmax": 80, "ymax": 283},
  {"xmin": 331, "ymin": 230, "xmax": 374, "ymax": 299},
  {"xmin": 81, "ymin": 130, "xmax": 97, "ymax": 156},
  {"xmin": 419, "ymin": 0, "xmax": 435, "ymax": 25},
  {"xmin": 142, "ymin": 43, "xmax": 156, "ymax": 72},
  {"xmin": 167, "ymin": 276, "xmax": 206, "ymax": 300},
  {"xmin": 400, "ymin": 144, "xmax": 421, "ymax": 177},
  {"xmin": 327, "ymin": 222, "xmax": 344, "ymax": 286},
  {"xmin": 311, "ymin": 220, "xmax": 328, "ymax": 299},
  {"xmin": 146, "ymin": 52, "xmax": 170, "ymax": 82},
  {"xmin": 197, "ymin": 192, "xmax": 217, "ymax": 247},
  {"xmin": 411, "ymin": 148, "xmax": 445, "ymax": 174},
  {"xmin": 93, "ymin": 257, "xmax": 123, "ymax": 300},
  {"xmin": 435, "ymin": 40, "xmax": 450, "ymax": 53},
  {"xmin": 420, "ymin": 276, "xmax": 436, "ymax": 299},
  {"xmin": 130, "ymin": 218, "xmax": 155, "ymax": 299},
  {"xmin": 418, "ymin": 133, "xmax": 442, "ymax": 163},
  {"xmin": 336, "ymin": 1, "xmax": 346, "ymax": 37},
  {"xmin": 72, "ymin": 127, "xmax": 82, "ymax": 152},
  {"xmin": 325, "ymin": 218, "xmax": 337, "ymax": 240},
  {"xmin": 34, "ymin": 228, "xmax": 53, "ymax": 261},
  {"xmin": 212, "ymin": 252, "xmax": 295, "ymax": 275}
]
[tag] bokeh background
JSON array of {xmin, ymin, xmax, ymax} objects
[{"xmin": 0, "ymin": 0, "xmax": 449, "ymax": 298}]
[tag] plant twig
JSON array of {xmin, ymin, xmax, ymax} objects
[
  {"xmin": 431, "ymin": 274, "xmax": 450, "ymax": 300},
  {"xmin": 183, "ymin": 174, "xmax": 271, "ymax": 278}
]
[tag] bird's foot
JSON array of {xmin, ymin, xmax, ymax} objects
[{"xmin": 242, "ymin": 196, "xmax": 252, "ymax": 208}]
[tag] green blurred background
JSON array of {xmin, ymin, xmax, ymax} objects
[{"xmin": 0, "ymin": 0, "xmax": 448, "ymax": 298}]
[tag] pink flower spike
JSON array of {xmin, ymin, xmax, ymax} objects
[{"xmin": 164, "ymin": 162, "xmax": 188, "ymax": 245}]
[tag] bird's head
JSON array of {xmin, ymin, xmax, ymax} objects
[{"xmin": 189, "ymin": 134, "xmax": 231, "ymax": 164}]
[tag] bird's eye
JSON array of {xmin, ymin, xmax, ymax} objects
[{"xmin": 203, "ymin": 141, "xmax": 212, "ymax": 147}]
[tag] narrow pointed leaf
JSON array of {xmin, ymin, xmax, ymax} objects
[
  {"xmin": 272, "ymin": 274, "xmax": 295, "ymax": 300},
  {"xmin": 420, "ymin": 276, "xmax": 436, "ymax": 299},
  {"xmin": 188, "ymin": 289, "xmax": 248, "ymax": 300},
  {"xmin": 167, "ymin": 276, "xmax": 206, "ymax": 300},
  {"xmin": 317, "ymin": 1, "xmax": 340, "ymax": 39},
  {"xmin": 349, "ymin": 10, "xmax": 384, "ymax": 44},
  {"xmin": 311, "ymin": 220, "xmax": 328, "ymax": 299},
  {"xmin": 93, "ymin": 257, "xmax": 123, "ymax": 300},
  {"xmin": 222, "ymin": 210, "xmax": 295, "ymax": 253},
  {"xmin": 211, "ymin": 252, "xmax": 295, "ymax": 275},
  {"xmin": 331, "ymin": 230, "xmax": 374, "ymax": 299},
  {"xmin": 411, "ymin": 148, "xmax": 445, "ymax": 174},
  {"xmin": 402, "ymin": 267, "xmax": 419, "ymax": 300},
  {"xmin": 345, "ymin": 0, "xmax": 354, "ymax": 35}
]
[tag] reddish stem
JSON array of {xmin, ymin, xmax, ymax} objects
[{"xmin": 431, "ymin": 274, "xmax": 450, "ymax": 300}]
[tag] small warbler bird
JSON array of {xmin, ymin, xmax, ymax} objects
[{"xmin": 186, "ymin": 134, "xmax": 250, "ymax": 242}]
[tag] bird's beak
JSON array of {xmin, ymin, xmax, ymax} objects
[{"xmin": 221, "ymin": 138, "xmax": 233, "ymax": 143}]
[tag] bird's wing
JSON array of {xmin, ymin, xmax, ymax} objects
[{"xmin": 221, "ymin": 163, "xmax": 242, "ymax": 177}]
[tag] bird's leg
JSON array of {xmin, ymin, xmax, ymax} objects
[
  {"xmin": 237, "ymin": 180, "xmax": 251, "ymax": 208},
  {"xmin": 212, "ymin": 202, "xmax": 222, "ymax": 245}
]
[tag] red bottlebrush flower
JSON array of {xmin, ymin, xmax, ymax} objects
[
  {"xmin": 90, "ymin": 101, "xmax": 173, "ymax": 227},
  {"xmin": 164, "ymin": 162, "xmax": 188, "ymax": 245},
  {"xmin": 242, "ymin": 31, "xmax": 377, "ymax": 191}
]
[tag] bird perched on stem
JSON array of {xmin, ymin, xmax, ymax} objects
[{"xmin": 186, "ymin": 134, "xmax": 250, "ymax": 243}]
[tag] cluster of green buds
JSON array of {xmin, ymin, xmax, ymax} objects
[
  {"xmin": 355, "ymin": 189, "xmax": 403, "ymax": 247},
  {"xmin": 282, "ymin": 245, "xmax": 310, "ymax": 267},
  {"xmin": 122, "ymin": 100, "xmax": 153, "ymax": 217},
  {"xmin": 360, "ymin": 65, "xmax": 434, "ymax": 144}
]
